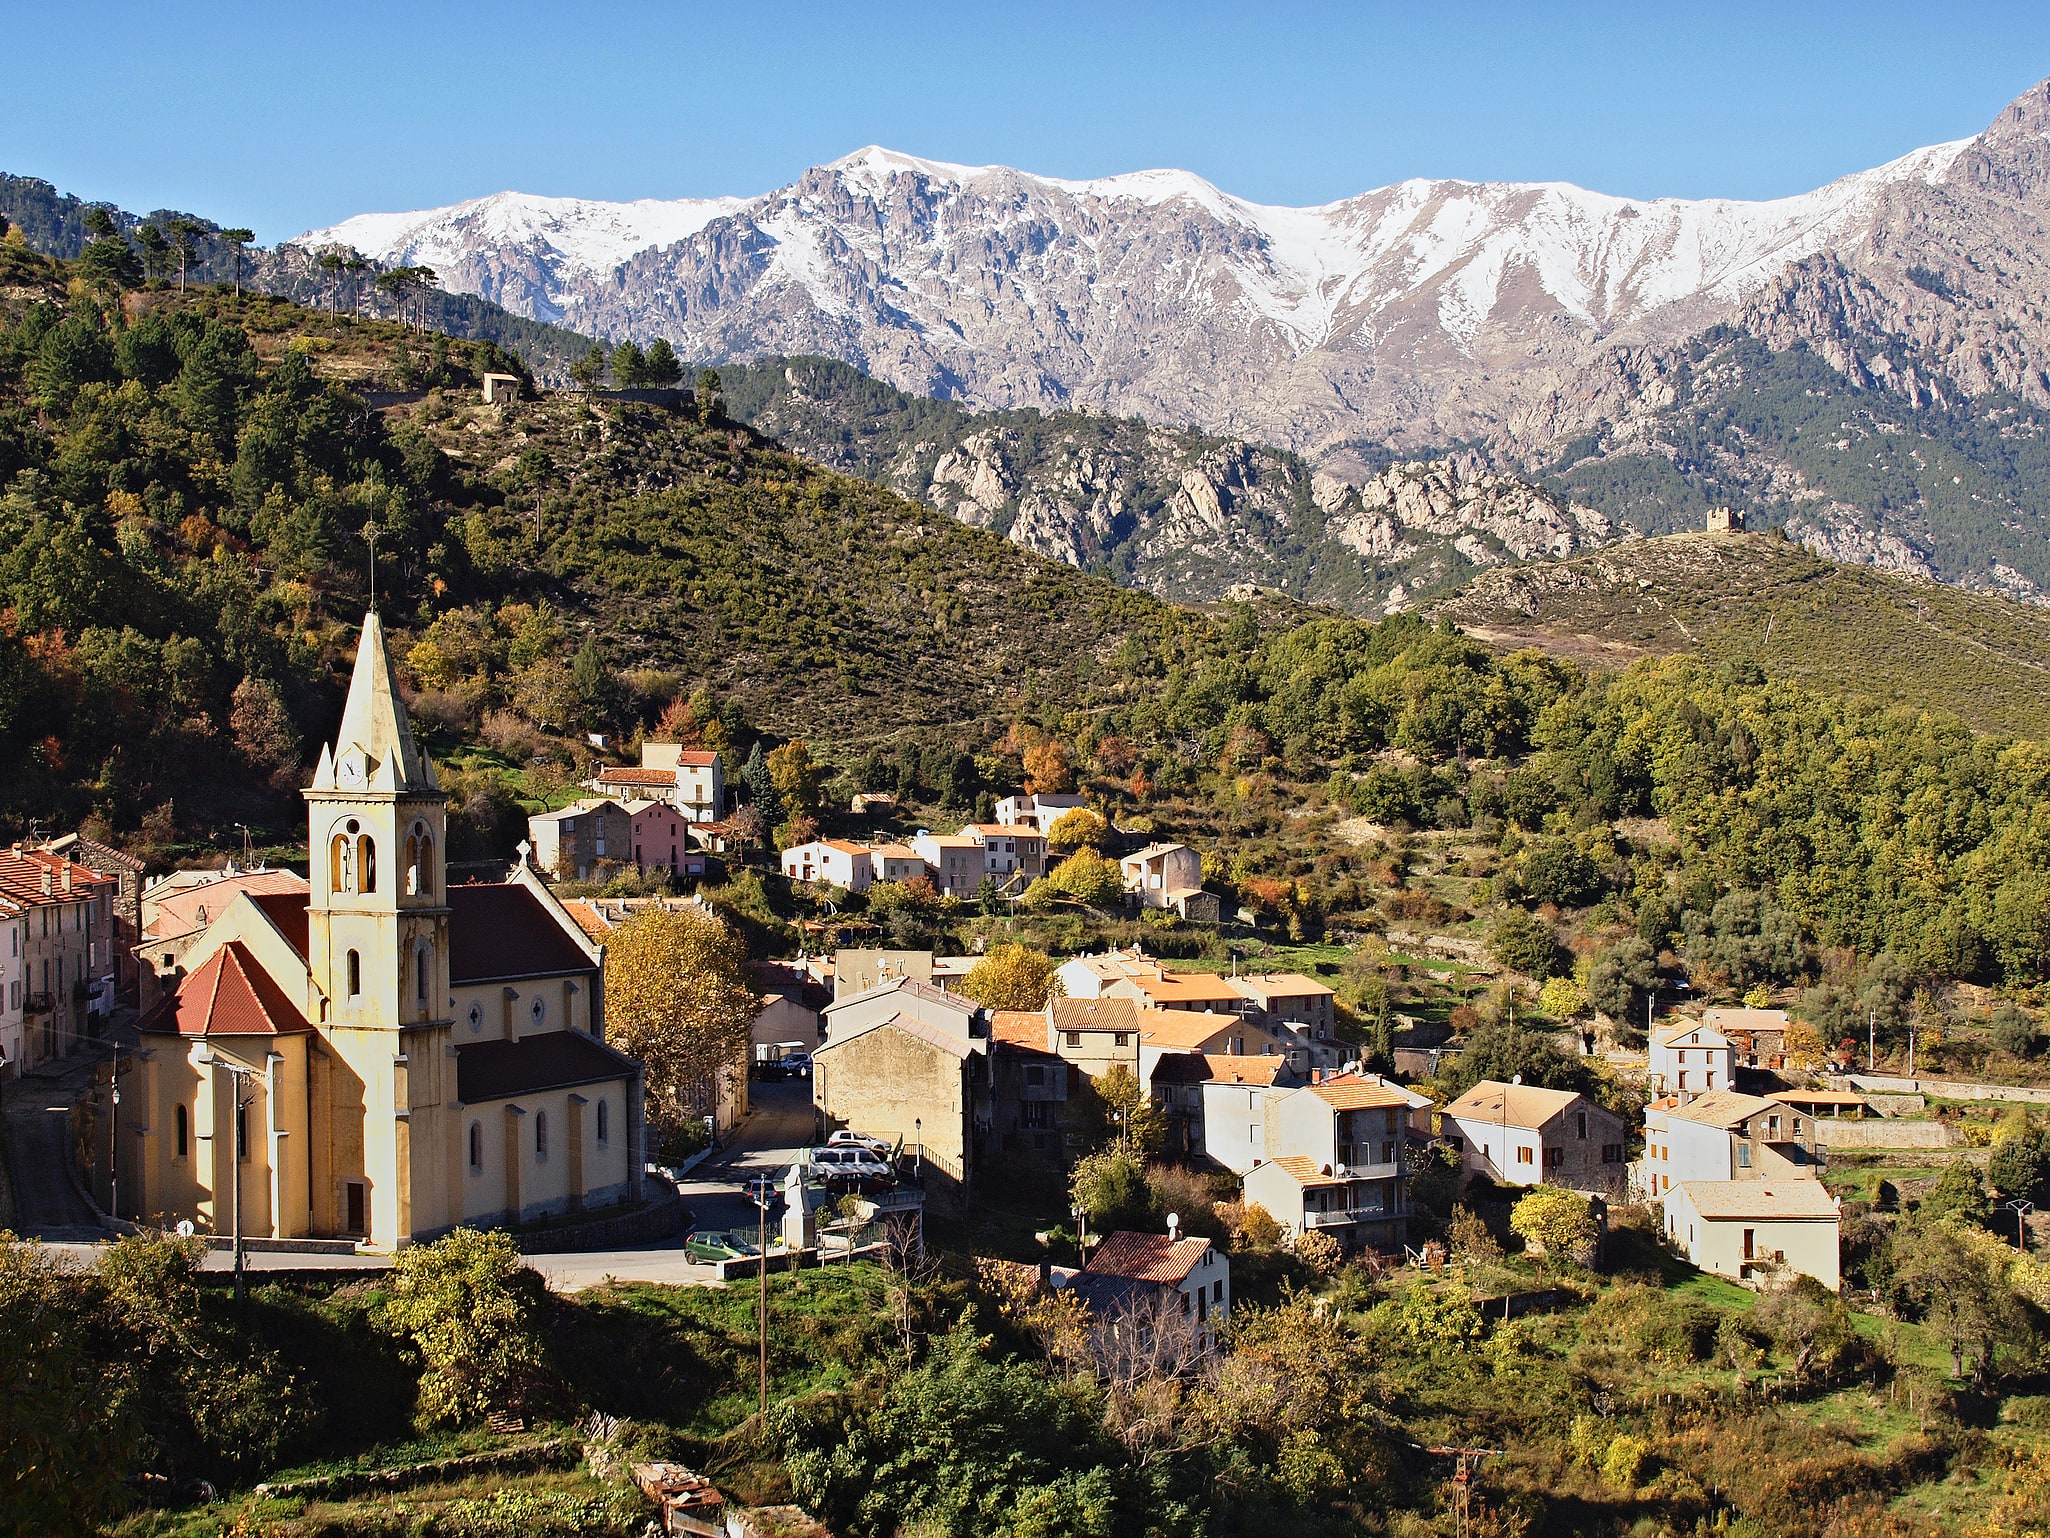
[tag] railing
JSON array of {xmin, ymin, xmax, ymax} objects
[
  {"xmin": 1331, "ymin": 1160, "xmax": 1402, "ymax": 1181},
  {"xmin": 1303, "ymin": 1205, "xmax": 1390, "ymax": 1228},
  {"xmin": 22, "ymin": 991, "xmax": 53, "ymax": 1014}
]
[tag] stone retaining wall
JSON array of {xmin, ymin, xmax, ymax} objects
[
  {"xmin": 1813, "ymin": 1121, "xmax": 1962, "ymax": 1149},
  {"xmin": 512, "ymin": 1179, "xmax": 685, "ymax": 1254},
  {"xmin": 1844, "ymin": 1074, "xmax": 2050, "ymax": 1105},
  {"xmin": 253, "ymin": 1439, "xmax": 577, "ymax": 1499}
]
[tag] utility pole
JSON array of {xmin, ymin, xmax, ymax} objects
[
  {"xmin": 1424, "ymin": 1445, "xmax": 1503, "ymax": 1538},
  {"xmin": 756, "ymin": 1187, "xmax": 770, "ymax": 1420},
  {"xmin": 1867, "ymin": 1009, "xmax": 1876, "ymax": 1075}
]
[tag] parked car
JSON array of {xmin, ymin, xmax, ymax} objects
[
  {"xmin": 684, "ymin": 1230, "xmax": 757, "ymax": 1264},
  {"xmin": 750, "ymin": 1058, "xmax": 788, "ymax": 1081},
  {"xmin": 779, "ymin": 1054, "xmax": 813, "ymax": 1078},
  {"xmin": 826, "ymin": 1130, "xmax": 894, "ymax": 1157},
  {"xmin": 810, "ymin": 1146, "xmax": 892, "ymax": 1180},
  {"xmin": 742, "ymin": 1174, "xmax": 785, "ymax": 1207}
]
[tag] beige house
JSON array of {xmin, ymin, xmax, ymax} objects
[
  {"xmin": 128, "ymin": 612, "xmax": 644, "ymax": 1248},
  {"xmin": 1194, "ymin": 1055, "xmax": 1302, "ymax": 1173},
  {"xmin": 910, "ymin": 832, "xmax": 983, "ymax": 898},
  {"xmin": 527, "ymin": 799, "xmax": 632, "ymax": 882},
  {"xmin": 1226, "ymin": 972, "xmax": 1338, "ymax": 1043},
  {"xmin": 1119, "ymin": 843, "xmax": 1205, "ymax": 911},
  {"xmin": 1636, "ymin": 1088, "xmax": 1825, "ymax": 1201},
  {"xmin": 1664, "ymin": 1178, "xmax": 1840, "ymax": 1289},
  {"xmin": 0, "ymin": 846, "xmax": 120, "ymax": 1070},
  {"xmin": 868, "ymin": 844, "xmax": 929, "ymax": 884},
  {"xmin": 1058, "ymin": 949, "xmax": 1245, "ymax": 1016},
  {"xmin": 832, "ymin": 948, "xmax": 937, "ymax": 999},
  {"xmin": 1648, "ymin": 1019, "xmax": 1735, "ymax": 1097},
  {"xmin": 1242, "ymin": 1073, "xmax": 1413, "ymax": 1250},
  {"xmin": 1442, "ymin": 1080, "xmax": 1627, "ymax": 1190},
  {"xmin": 0, "ymin": 897, "xmax": 22, "ymax": 1076},
  {"xmin": 812, "ymin": 976, "xmax": 989, "ymax": 1202},
  {"xmin": 964, "ymin": 823, "xmax": 1047, "ymax": 881}
]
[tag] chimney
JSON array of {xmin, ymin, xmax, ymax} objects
[
  {"xmin": 1166, "ymin": 1212, "xmax": 1180, "ymax": 1243},
  {"xmin": 62, "ymin": 864, "xmax": 72, "ymax": 893}
]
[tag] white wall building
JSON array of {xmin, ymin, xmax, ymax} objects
[
  {"xmin": 1664, "ymin": 1178, "xmax": 1841, "ymax": 1290},
  {"xmin": 1648, "ymin": 1020, "xmax": 1735, "ymax": 1097},
  {"xmin": 1441, "ymin": 1080, "xmax": 1627, "ymax": 1190}
]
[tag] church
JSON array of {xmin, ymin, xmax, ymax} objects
[{"xmin": 128, "ymin": 612, "xmax": 646, "ymax": 1247}]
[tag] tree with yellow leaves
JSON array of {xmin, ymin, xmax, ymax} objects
[
  {"xmin": 960, "ymin": 943, "xmax": 1065, "ymax": 1011},
  {"xmin": 602, "ymin": 907, "xmax": 759, "ymax": 1127},
  {"xmin": 1045, "ymin": 807, "xmax": 1110, "ymax": 850}
]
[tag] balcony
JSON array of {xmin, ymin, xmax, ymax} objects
[
  {"xmin": 1303, "ymin": 1204, "xmax": 1392, "ymax": 1228},
  {"xmin": 22, "ymin": 991, "xmax": 53, "ymax": 1015},
  {"xmin": 1331, "ymin": 1160, "xmax": 1402, "ymax": 1181}
]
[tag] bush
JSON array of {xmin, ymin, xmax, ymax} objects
[
  {"xmin": 1292, "ymin": 1230, "xmax": 1343, "ymax": 1276},
  {"xmin": 1144, "ymin": 1163, "xmax": 1225, "ymax": 1240},
  {"xmin": 1991, "ymin": 1000, "xmax": 2044, "ymax": 1058},
  {"xmin": 1518, "ymin": 839, "xmax": 1605, "ymax": 908},
  {"xmin": 1069, "ymin": 1147, "xmax": 1157, "ymax": 1235},
  {"xmin": 1989, "ymin": 1128, "xmax": 2047, "ymax": 1199},
  {"xmin": 1918, "ymin": 1160, "xmax": 1991, "ymax": 1227},
  {"xmin": 1584, "ymin": 1284, "xmax": 1719, "ymax": 1367},
  {"xmin": 1489, "ymin": 906, "xmax": 1561, "ymax": 980},
  {"xmin": 379, "ymin": 1228, "xmax": 554, "ymax": 1427},
  {"xmin": 1509, "ymin": 1187, "xmax": 1596, "ymax": 1267},
  {"xmin": 1601, "ymin": 1433, "xmax": 1653, "ymax": 1489}
]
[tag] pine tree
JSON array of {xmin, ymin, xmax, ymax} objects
[
  {"xmin": 742, "ymin": 740, "xmax": 781, "ymax": 827},
  {"xmin": 643, "ymin": 338, "xmax": 681, "ymax": 386}
]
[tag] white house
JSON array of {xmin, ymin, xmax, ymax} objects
[
  {"xmin": 963, "ymin": 823, "xmax": 1047, "ymax": 881},
  {"xmin": 1648, "ymin": 1019, "xmax": 1735, "ymax": 1097},
  {"xmin": 1441, "ymin": 1080, "xmax": 1627, "ymax": 1190},
  {"xmin": 1063, "ymin": 1228, "xmax": 1230, "ymax": 1347},
  {"xmin": 1663, "ymin": 1178, "xmax": 1841, "ymax": 1290},
  {"xmin": 591, "ymin": 744, "xmax": 724, "ymax": 822},
  {"xmin": 1243, "ymin": 1072, "xmax": 1415, "ymax": 1250},
  {"xmin": 866, "ymin": 844, "xmax": 929, "ymax": 884},
  {"xmin": 994, "ymin": 793, "xmax": 1090, "ymax": 836},
  {"xmin": 0, "ymin": 895, "xmax": 23, "ymax": 1077},
  {"xmin": 780, "ymin": 838, "xmax": 877, "ymax": 892}
]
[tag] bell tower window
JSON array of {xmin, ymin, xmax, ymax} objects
[
  {"xmin": 406, "ymin": 824, "xmax": 435, "ymax": 897},
  {"xmin": 329, "ymin": 825, "xmax": 356, "ymax": 894},
  {"xmin": 358, "ymin": 835, "xmax": 377, "ymax": 894},
  {"xmin": 347, "ymin": 950, "xmax": 361, "ymax": 997},
  {"xmin": 416, "ymin": 944, "xmax": 431, "ymax": 1003}
]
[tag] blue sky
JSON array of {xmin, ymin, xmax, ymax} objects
[{"xmin": 5, "ymin": 1, "xmax": 2047, "ymax": 241}]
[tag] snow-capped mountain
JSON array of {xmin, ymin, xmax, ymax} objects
[{"xmin": 292, "ymin": 82, "xmax": 2042, "ymax": 454}]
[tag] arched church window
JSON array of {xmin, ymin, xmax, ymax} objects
[
  {"xmin": 175, "ymin": 1103, "xmax": 188, "ymax": 1158},
  {"xmin": 347, "ymin": 949, "xmax": 361, "ymax": 997},
  {"xmin": 469, "ymin": 1122, "xmax": 482, "ymax": 1171},
  {"xmin": 329, "ymin": 833, "xmax": 353, "ymax": 893},
  {"xmin": 535, "ymin": 1111, "xmax": 549, "ymax": 1158},
  {"xmin": 357, "ymin": 835, "xmax": 377, "ymax": 893},
  {"xmin": 406, "ymin": 825, "xmax": 434, "ymax": 896},
  {"xmin": 596, "ymin": 1099, "xmax": 609, "ymax": 1144}
]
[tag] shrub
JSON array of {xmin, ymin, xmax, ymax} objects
[
  {"xmin": 1509, "ymin": 1187, "xmax": 1596, "ymax": 1267},
  {"xmin": 379, "ymin": 1228, "xmax": 554, "ymax": 1428},
  {"xmin": 1489, "ymin": 906, "xmax": 1560, "ymax": 980},
  {"xmin": 1069, "ymin": 1147, "xmax": 1156, "ymax": 1235},
  {"xmin": 1144, "ymin": 1163, "xmax": 1225, "ymax": 1240},
  {"xmin": 1518, "ymin": 839, "xmax": 1604, "ymax": 908},
  {"xmin": 1918, "ymin": 1160, "xmax": 1991, "ymax": 1227},
  {"xmin": 1584, "ymin": 1284, "xmax": 1718, "ymax": 1367},
  {"xmin": 1293, "ymin": 1230, "xmax": 1343, "ymax": 1276},
  {"xmin": 1991, "ymin": 1000, "xmax": 2044, "ymax": 1058},
  {"xmin": 1601, "ymin": 1433, "xmax": 1653, "ymax": 1489}
]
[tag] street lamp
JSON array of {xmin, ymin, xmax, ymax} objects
[
  {"xmin": 2004, "ymin": 1198, "xmax": 2035, "ymax": 1250},
  {"xmin": 1071, "ymin": 1202, "xmax": 1088, "ymax": 1253},
  {"xmin": 194, "ymin": 1045, "xmax": 258, "ymax": 1303},
  {"xmin": 914, "ymin": 1117, "xmax": 923, "ymax": 1181}
]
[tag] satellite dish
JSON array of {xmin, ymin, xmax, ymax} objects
[{"xmin": 175, "ymin": 1220, "xmax": 195, "ymax": 1238}]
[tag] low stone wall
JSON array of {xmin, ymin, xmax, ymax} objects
[
  {"xmin": 512, "ymin": 1179, "xmax": 686, "ymax": 1255},
  {"xmin": 1845, "ymin": 1074, "xmax": 2050, "ymax": 1105},
  {"xmin": 1813, "ymin": 1120, "xmax": 1961, "ymax": 1149}
]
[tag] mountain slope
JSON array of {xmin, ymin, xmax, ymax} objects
[
  {"xmin": 721, "ymin": 355, "xmax": 1615, "ymax": 613},
  {"xmin": 1433, "ymin": 529, "xmax": 2050, "ymax": 738},
  {"xmin": 291, "ymin": 125, "xmax": 1982, "ymax": 454}
]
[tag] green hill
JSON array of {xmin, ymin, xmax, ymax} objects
[{"xmin": 1433, "ymin": 528, "xmax": 2050, "ymax": 739}]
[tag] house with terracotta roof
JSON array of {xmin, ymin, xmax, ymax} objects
[
  {"xmin": 1663, "ymin": 1178, "xmax": 1841, "ymax": 1289},
  {"xmin": 128, "ymin": 612, "xmax": 645, "ymax": 1248},
  {"xmin": 1648, "ymin": 1019, "xmax": 1735, "ymax": 1097},
  {"xmin": 0, "ymin": 845, "xmax": 120, "ymax": 1071},
  {"xmin": 1193, "ymin": 1053, "xmax": 1303, "ymax": 1173},
  {"xmin": 909, "ymin": 832, "xmax": 984, "ymax": 898},
  {"xmin": 989, "ymin": 1008, "xmax": 1072, "ymax": 1162},
  {"xmin": 1702, "ymin": 1006, "xmax": 1794, "ymax": 1070},
  {"xmin": 813, "ymin": 974, "xmax": 990, "ymax": 1203},
  {"xmin": 138, "ymin": 866, "xmax": 310, "ymax": 1012},
  {"xmin": 1225, "ymin": 972, "xmax": 1338, "ymax": 1045},
  {"xmin": 1442, "ymin": 1079, "xmax": 1627, "ymax": 1191},
  {"xmin": 40, "ymin": 831, "xmax": 148, "ymax": 1004},
  {"xmin": 1636, "ymin": 1089, "xmax": 1824, "ymax": 1202},
  {"xmin": 781, "ymin": 838, "xmax": 880, "ymax": 892},
  {"xmin": 962, "ymin": 823, "xmax": 1047, "ymax": 881},
  {"xmin": 590, "ymin": 742, "xmax": 724, "ymax": 823},
  {"xmin": 1118, "ymin": 843, "xmax": 1205, "ymax": 912},
  {"xmin": 1063, "ymin": 1225, "xmax": 1230, "ymax": 1348},
  {"xmin": 867, "ymin": 844, "xmax": 929, "ymax": 884},
  {"xmin": 621, "ymin": 797, "xmax": 704, "ymax": 879},
  {"xmin": 1240, "ymin": 1073, "xmax": 1422, "ymax": 1250}
]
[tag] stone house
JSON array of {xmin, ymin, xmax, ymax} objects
[
  {"xmin": 1225, "ymin": 971, "xmax": 1338, "ymax": 1045},
  {"xmin": 41, "ymin": 832, "xmax": 148, "ymax": 1003},
  {"xmin": 593, "ymin": 743, "xmax": 725, "ymax": 823},
  {"xmin": 1635, "ymin": 1088, "xmax": 1825, "ymax": 1201},
  {"xmin": 1119, "ymin": 843, "xmax": 1204, "ymax": 910},
  {"xmin": 1703, "ymin": 1006, "xmax": 1793, "ymax": 1070},
  {"xmin": 527, "ymin": 800, "xmax": 632, "ymax": 882}
]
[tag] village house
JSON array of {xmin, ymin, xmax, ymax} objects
[
  {"xmin": 1241, "ymin": 1073, "xmax": 1415, "ymax": 1251},
  {"xmin": 1441, "ymin": 1079, "xmax": 1627, "ymax": 1190},
  {"xmin": 40, "ymin": 832, "xmax": 148, "ymax": 1003},
  {"xmin": 830, "ymin": 948, "xmax": 937, "ymax": 1000},
  {"xmin": 909, "ymin": 832, "xmax": 984, "ymax": 898},
  {"xmin": 749, "ymin": 959, "xmax": 828, "ymax": 1065},
  {"xmin": 868, "ymin": 843, "xmax": 929, "ymax": 884},
  {"xmin": 0, "ymin": 846, "xmax": 120, "ymax": 1071},
  {"xmin": 527, "ymin": 799, "xmax": 633, "ymax": 882},
  {"xmin": 963, "ymin": 823, "xmax": 1047, "ymax": 882},
  {"xmin": 1664, "ymin": 1178, "xmax": 1841, "ymax": 1289},
  {"xmin": 1648, "ymin": 1018, "xmax": 1736, "ymax": 1097},
  {"xmin": 0, "ymin": 897, "xmax": 23, "ymax": 1077},
  {"xmin": 138, "ymin": 866, "xmax": 310, "ymax": 1012},
  {"xmin": 994, "ymin": 792, "xmax": 1090, "ymax": 836},
  {"xmin": 1190, "ymin": 1054, "xmax": 1304, "ymax": 1173},
  {"xmin": 126, "ymin": 612, "xmax": 645, "ymax": 1248},
  {"xmin": 1225, "ymin": 971, "xmax": 1339, "ymax": 1044},
  {"xmin": 1058, "ymin": 948, "xmax": 1246, "ymax": 1017},
  {"xmin": 588, "ymin": 744, "xmax": 724, "ymax": 822},
  {"xmin": 1636, "ymin": 1088, "xmax": 1825, "ymax": 1200},
  {"xmin": 812, "ymin": 975, "xmax": 990, "ymax": 1204},
  {"xmin": 1703, "ymin": 1006, "xmax": 1794, "ymax": 1070},
  {"xmin": 989, "ymin": 1009, "xmax": 1072, "ymax": 1162},
  {"xmin": 1063, "ymin": 1225, "xmax": 1231, "ymax": 1349},
  {"xmin": 622, "ymin": 798, "xmax": 704, "ymax": 879},
  {"xmin": 781, "ymin": 838, "xmax": 880, "ymax": 892},
  {"xmin": 1118, "ymin": 842, "xmax": 1212, "ymax": 918}
]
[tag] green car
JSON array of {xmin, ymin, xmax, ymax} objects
[{"xmin": 684, "ymin": 1231, "xmax": 757, "ymax": 1264}]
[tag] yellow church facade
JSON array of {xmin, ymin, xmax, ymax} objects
[{"xmin": 126, "ymin": 612, "xmax": 646, "ymax": 1247}]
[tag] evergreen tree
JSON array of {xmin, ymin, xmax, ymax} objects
[
  {"xmin": 696, "ymin": 366, "xmax": 723, "ymax": 422},
  {"xmin": 742, "ymin": 740, "xmax": 781, "ymax": 826},
  {"xmin": 643, "ymin": 337, "xmax": 681, "ymax": 386},
  {"xmin": 610, "ymin": 339, "xmax": 647, "ymax": 388},
  {"xmin": 219, "ymin": 227, "xmax": 255, "ymax": 296}
]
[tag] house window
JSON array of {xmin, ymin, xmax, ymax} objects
[
  {"xmin": 1025, "ymin": 1064, "xmax": 1045, "ymax": 1086},
  {"xmin": 1545, "ymin": 1147, "xmax": 1563, "ymax": 1168},
  {"xmin": 1517, "ymin": 1146, "xmax": 1534, "ymax": 1164},
  {"xmin": 1113, "ymin": 1032, "xmax": 1129, "ymax": 1047},
  {"xmin": 347, "ymin": 950, "xmax": 361, "ymax": 997},
  {"xmin": 596, "ymin": 1100, "xmax": 609, "ymax": 1143},
  {"xmin": 535, "ymin": 1111, "xmax": 549, "ymax": 1157},
  {"xmin": 1064, "ymin": 1031, "xmax": 1081, "ymax": 1048},
  {"xmin": 1023, "ymin": 1101, "xmax": 1050, "ymax": 1129},
  {"xmin": 1767, "ymin": 1115, "xmax": 1782, "ymax": 1138},
  {"xmin": 1576, "ymin": 1111, "xmax": 1588, "ymax": 1140},
  {"xmin": 469, "ymin": 1122, "xmax": 482, "ymax": 1171},
  {"xmin": 1738, "ymin": 1144, "xmax": 1752, "ymax": 1168},
  {"xmin": 175, "ymin": 1103, "xmax": 188, "ymax": 1158},
  {"xmin": 1602, "ymin": 1143, "xmax": 1623, "ymax": 1163}
]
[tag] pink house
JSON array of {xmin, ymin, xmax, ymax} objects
[{"xmin": 623, "ymin": 799, "xmax": 701, "ymax": 877}]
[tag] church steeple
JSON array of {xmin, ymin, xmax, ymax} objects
[{"xmin": 312, "ymin": 610, "xmax": 438, "ymax": 795}]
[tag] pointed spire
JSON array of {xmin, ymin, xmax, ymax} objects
[{"xmin": 332, "ymin": 610, "xmax": 436, "ymax": 793}]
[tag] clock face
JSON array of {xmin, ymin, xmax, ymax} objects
[{"xmin": 337, "ymin": 758, "xmax": 365, "ymax": 789}]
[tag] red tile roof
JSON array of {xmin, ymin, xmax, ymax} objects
[
  {"xmin": 668, "ymin": 749, "xmax": 720, "ymax": 768},
  {"xmin": 1049, "ymin": 997, "xmax": 1141, "ymax": 1033},
  {"xmin": 0, "ymin": 847, "xmax": 115, "ymax": 907},
  {"xmin": 138, "ymin": 941, "xmax": 311, "ymax": 1037},
  {"xmin": 146, "ymin": 869, "xmax": 308, "ymax": 940},
  {"xmin": 1307, "ymin": 1073, "xmax": 1412, "ymax": 1111},
  {"xmin": 1082, "ymin": 1230, "xmax": 1214, "ymax": 1285},
  {"xmin": 990, "ymin": 1010, "xmax": 1052, "ymax": 1051},
  {"xmin": 249, "ymin": 891, "xmax": 311, "ymax": 959},
  {"xmin": 1200, "ymin": 1053, "xmax": 1291, "ymax": 1085},
  {"xmin": 596, "ymin": 767, "xmax": 678, "ymax": 786}
]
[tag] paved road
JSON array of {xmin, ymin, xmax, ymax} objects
[
  {"xmin": 2, "ymin": 1048, "xmax": 117, "ymax": 1241},
  {"xmin": 530, "ymin": 1076, "xmax": 816, "ymax": 1292},
  {"xmin": 32, "ymin": 1077, "xmax": 822, "ymax": 1291}
]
